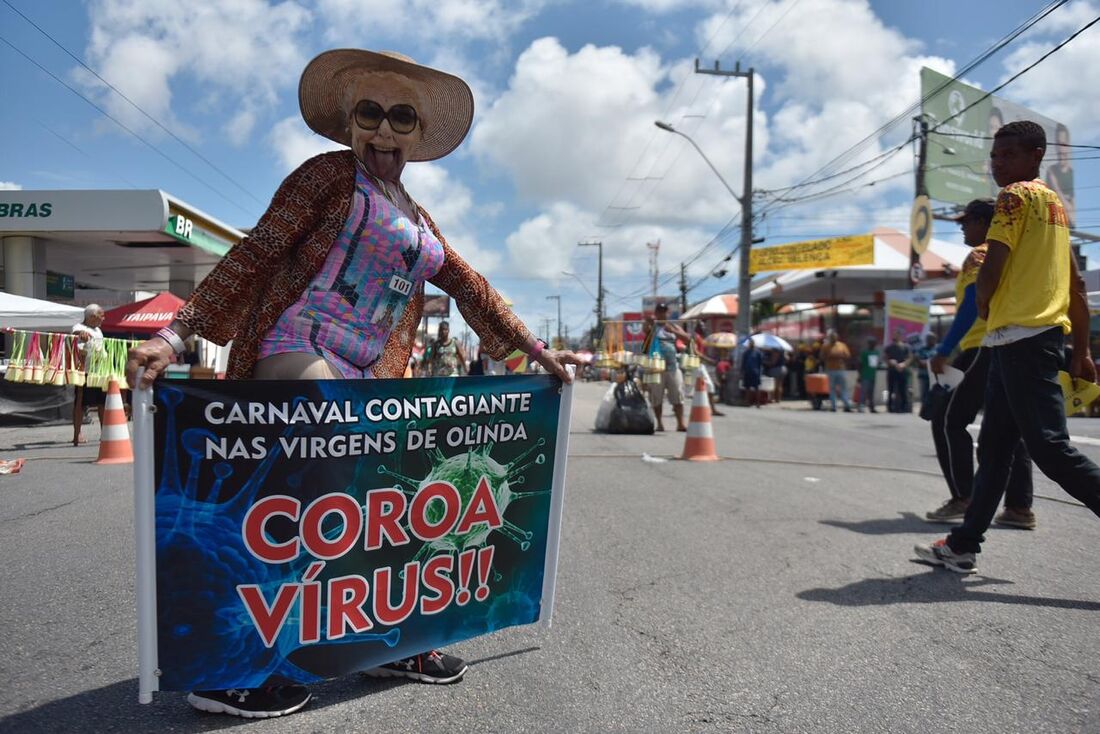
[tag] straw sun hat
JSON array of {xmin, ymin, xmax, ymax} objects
[{"xmin": 298, "ymin": 49, "xmax": 474, "ymax": 162}]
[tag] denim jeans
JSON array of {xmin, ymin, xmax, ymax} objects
[
  {"xmin": 949, "ymin": 328, "xmax": 1100, "ymax": 554},
  {"xmin": 930, "ymin": 348, "xmax": 1032, "ymax": 504},
  {"xmin": 859, "ymin": 377, "xmax": 876, "ymax": 411},
  {"xmin": 827, "ymin": 370, "xmax": 851, "ymax": 411},
  {"xmin": 887, "ymin": 369, "xmax": 909, "ymax": 412},
  {"xmin": 918, "ymin": 372, "xmax": 931, "ymax": 409}
]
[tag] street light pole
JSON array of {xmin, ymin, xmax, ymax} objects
[
  {"xmin": 546, "ymin": 294, "xmax": 561, "ymax": 347},
  {"xmin": 578, "ymin": 241, "xmax": 603, "ymax": 341},
  {"xmin": 657, "ymin": 59, "xmax": 755, "ymax": 341}
]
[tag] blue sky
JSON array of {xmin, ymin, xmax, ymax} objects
[{"xmin": 3, "ymin": 0, "xmax": 1099, "ymax": 342}]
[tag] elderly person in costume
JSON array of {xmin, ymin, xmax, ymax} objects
[{"xmin": 127, "ymin": 49, "xmax": 582, "ymax": 719}]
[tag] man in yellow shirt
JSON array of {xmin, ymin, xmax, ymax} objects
[
  {"xmin": 916, "ymin": 121, "xmax": 1100, "ymax": 574},
  {"xmin": 924, "ymin": 199, "xmax": 1033, "ymax": 525}
]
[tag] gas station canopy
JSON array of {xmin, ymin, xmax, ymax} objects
[{"xmin": 0, "ymin": 189, "xmax": 245, "ymax": 300}]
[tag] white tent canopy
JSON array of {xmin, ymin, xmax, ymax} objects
[
  {"xmin": 0, "ymin": 291, "xmax": 83, "ymax": 330},
  {"xmin": 682, "ymin": 293, "xmax": 738, "ymax": 319}
]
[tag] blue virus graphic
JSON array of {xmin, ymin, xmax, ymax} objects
[
  {"xmin": 154, "ymin": 387, "xmax": 399, "ymax": 691},
  {"xmin": 377, "ymin": 436, "xmax": 548, "ymax": 566}
]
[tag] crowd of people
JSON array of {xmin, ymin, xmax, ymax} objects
[
  {"xmin": 730, "ymin": 329, "xmax": 939, "ymax": 413},
  {"xmin": 113, "ymin": 38, "xmax": 1096, "ymax": 716},
  {"xmin": 700, "ymin": 123, "xmax": 1100, "ymax": 579}
]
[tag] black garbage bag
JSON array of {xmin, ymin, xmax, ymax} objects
[{"xmin": 608, "ymin": 379, "xmax": 656, "ymax": 434}]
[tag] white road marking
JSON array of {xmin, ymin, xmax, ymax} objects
[{"xmin": 967, "ymin": 424, "xmax": 1100, "ymax": 447}]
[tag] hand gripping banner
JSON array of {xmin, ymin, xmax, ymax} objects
[{"xmin": 131, "ymin": 373, "xmax": 573, "ymax": 701}]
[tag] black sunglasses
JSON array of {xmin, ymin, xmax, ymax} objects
[{"xmin": 353, "ymin": 99, "xmax": 418, "ymax": 134}]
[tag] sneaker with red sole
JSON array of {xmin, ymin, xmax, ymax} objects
[{"xmin": 914, "ymin": 537, "xmax": 977, "ymax": 574}]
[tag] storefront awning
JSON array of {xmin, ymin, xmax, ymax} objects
[{"xmin": 102, "ymin": 292, "xmax": 185, "ymax": 334}]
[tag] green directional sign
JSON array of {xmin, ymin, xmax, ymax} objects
[{"xmin": 46, "ymin": 271, "xmax": 75, "ymax": 299}]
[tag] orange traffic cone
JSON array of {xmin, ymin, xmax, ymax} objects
[
  {"xmin": 682, "ymin": 369, "xmax": 719, "ymax": 461},
  {"xmin": 96, "ymin": 379, "xmax": 133, "ymax": 465}
]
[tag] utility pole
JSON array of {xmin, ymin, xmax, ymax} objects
[
  {"xmin": 911, "ymin": 116, "xmax": 929, "ymax": 290},
  {"xmin": 695, "ymin": 59, "xmax": 754, "ymax": 339},
  {"xmin": 578, "ymin": 241, "xmax": 603, "ymax": 339},
  {"xmin": 679, "ymin": 263, "xmax": 688, "ymax": 313},
  {"xmin": 546, "ymin": 294, "xmax": 561, "ymax": 346},
  {"xmin": 647, "ymin": 240, "xmax": 660, "ymax": 298}
]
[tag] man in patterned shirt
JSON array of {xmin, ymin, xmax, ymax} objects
[
  {"xmin": 916, "ymin": 121, "xmax": 1100, "ymax": 574},
  {"xmin": 923, "ymin": 199, "xmax": 1033, "ymax": 526}
]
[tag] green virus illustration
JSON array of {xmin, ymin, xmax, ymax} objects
[{"xmin": 378, "ymin": 437, "xmax": 549, "ymax": 565}]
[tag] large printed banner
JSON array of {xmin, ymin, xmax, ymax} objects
[
  {"xmin": 884, "ymin": 289, "xmax": 934, "ymax": 343},
  {"xmin": 921, "ymin": 67, "xmax": 1073, "ymax": 223},
  {"xmin": 749, "ymin": 234, "xmax": 874, "ymax": 274},
  {"xmin": 146, "ymin": 374, "xmax": 569, "ymax": 693}
]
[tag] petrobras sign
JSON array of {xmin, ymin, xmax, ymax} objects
[{"xmin": 0, "ymin": 190, "xmax": 168, "ymax": 232}]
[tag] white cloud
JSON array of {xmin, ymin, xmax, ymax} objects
[
  {"xmin": 0, "ymin": 182, "xmax": 23, "ymax": 190},
  {"xmin": 613, "ymin": 0, "xmax": 718, "ymax": 11},
  {"xmin": 464, "ymin": 0, "xmax": 972, "ymax": 329},
  {"xmin": 471, "ymin": 36, "xmax": 756, "ymax": 223},
  {"xmin": 404, "ymin": 163, "xmax": 502, "ymax": 275},
  {"xmin": 269, "ymin": 117, "xmax": 345, "ymax": 172},
  {"xmin": 316, "ymin": 0, "xmax": 548, "ymax": 45},
  {"xmin": 996, "ymin": 2, "xmax": 1100, "ymax": 139},
  {"xmin": 696, "ymin": 0, "xmax": 955, "ymax": 185},
  {"xmin": 81, "ymin": 0, "xmax": 312, "ymax": 142},
  {"xmin": 505, "ymin": 202, "xmax": 596, "ymax": 280}
]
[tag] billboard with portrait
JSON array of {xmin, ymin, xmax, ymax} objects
[{"xmin": 920, "ymin": 67, "xmax": 1075, "ymax": 226}]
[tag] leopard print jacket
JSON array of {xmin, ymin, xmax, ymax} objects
[{"xmin": 176, "ymin": 150, "xmax": 532, "ymax": 380}]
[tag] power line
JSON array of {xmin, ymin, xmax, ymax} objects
[
  {"xmin": 926, "ymin": 12, "xmax": 1100, "ymax": 139},
  {"xmin": 2, "ymin": 0, "xmax": 267, "ymax": 211},
  {"xmin": 33, "ymin": 117, "xmax": 142, "ymax": 189},
  {"xmin": 754, "ymin": 1, "xmax": 1069, "ymax": 219},
  {"xmin": 759, "ymin": 146, "xmax": 911, "ymax": 204},
  {"xmin": 757, "ymin": 4, "xmax": 1096, "ymax": 220},
  {"xmin": 713, "ymin": 1, "xmax": 773, "ymax": 61},
  {"xmin": 0, "ymin": 33, "xmax": 260, "ymax": 219},
  {"xmin": 738, "ymin": 0, "xmax": 806, "ymax": 62},
  {"xmin": 595, "ymin": 0, "xmax": 776, "ymax": 232},
  {"xmin": 615, "ymin": 218, "xmax": 742, "ymax": 302},
  {"xmin": 932, "ymin": 131, "xmax": 1100, "ymax": 149},
  {"xmin": 698, "ymin": 1, "xmax": 747, "ymax": 59},
  {"xmin": 756, "ymin": 139, "xmax": 914, "ymax": 195}
]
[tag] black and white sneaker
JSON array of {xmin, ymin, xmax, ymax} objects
[
  {"xmin": 914, "ymin": 537, "xmax": 977, "ymax": 574},
  {"xmin": 364, "ymin": 650, "xmax": 468, "ymax": 684},
  {"xmin": 187, "ymin": 686, "xmax": 312, "ymax": 718}
]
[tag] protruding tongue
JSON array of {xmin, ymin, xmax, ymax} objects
[{"xmin": 367, "ymin": 146, "xmax": 398, "ymax": 173}]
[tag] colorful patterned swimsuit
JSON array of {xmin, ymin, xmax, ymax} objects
[{"xmin": 258, "ymin": 162, "xmax": 445, "ymax": 378}]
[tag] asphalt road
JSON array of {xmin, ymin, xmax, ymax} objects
[{"xmin": 1, "ymin": 382, "xmax": 1099, "ymax": 733}]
